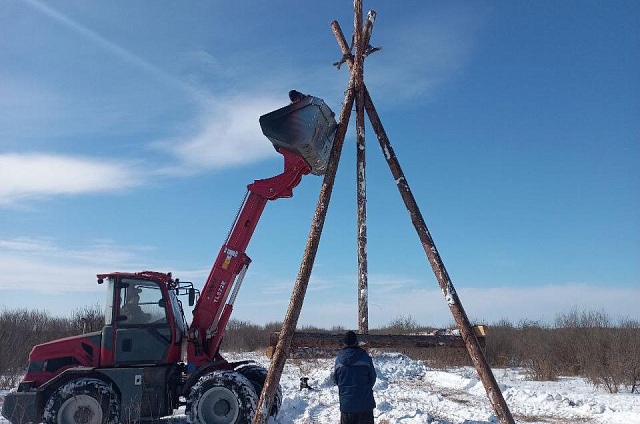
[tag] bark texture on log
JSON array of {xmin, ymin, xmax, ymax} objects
[
  {"xmin": 353, "ymin": 0, "xmax": 369, "ymax": 335},
  {"xmin": 269, "ymin": 331, "xmax": 485, "ymax": 350}
]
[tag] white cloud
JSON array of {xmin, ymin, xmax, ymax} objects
[
  {"xmin": 3, "ymin": 237, "xmax": 637, "ymax": 328},
  {"xmin": 168, "ymin": 268, "xmax": 210, "ymax": 282},
  {"xmin": 365, "ymin": 282, "xmax": 640, "ymax": 327},
  {"xmin": 257, "ymin": 274, "xmax": 339, "ymax": 296},
  {"xmin": 0, "ymin": 153, "xmax": 143, "ymax": 206},
  {"xmin": 153, "ymin": 95, "xmax": 284, "ymax": 173},
  {"xmin": 0, "ymin": 237, "xmax": 57, "ymax": 252},
  {"xmin": 0, "ymin": 237, "xmax": 156, "ymax": 292},
  {"xmin": 19, "ymin": 2, "xmax": 293, "ymax": 175},
  {"xmin": 232, "ymin": 275, "xmax": 640, "ymax": 328}
]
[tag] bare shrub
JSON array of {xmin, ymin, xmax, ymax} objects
[
  {"xmin": 620, "ymin": 319, "xmax": 640, "ymax": 393},
  {"xmin": 221, "ymin": 319, "xmax": 269, "ymax": 352},
  {"xmin": 418, "ymin": 346, "xmax": 473, "ymax": 369},
  {"xmin": 379, "ymin": 315, "xmax": 419, "ymax": 335},
  {"xmin": 220, "ymin": 319, "xmax": 287, "ymax": 352},
  {"xmin": 485, "ymin": 318, "xmax": 518, "ymax": 368},
  {"xmin": 484, "ymin": 310, "xmax": 640, "ymax": 391},
  {"xmin": 70, "ymin": 304, "xmax": 105, "ymax": 334},
  {"xmin": 2, "ymin": 304, "xmax": 639, "ymax": 394},
  {"xmin": 553, "ymin": 309, "xmax": 638, "ymax": 393},
  {"xmin": 0, "ymin": 309, "xmax": 74, "ymax": 388},
  {"xmin": 0, "ymin": 374, "xmax": 21, "ymax": 389},
  {"xmin": 219, "ymin": 320, "xmax": 346, "ymax": 353},
  {"xmin": 517, "ymin": 320, "xmax": 560, "ymax": 381}
]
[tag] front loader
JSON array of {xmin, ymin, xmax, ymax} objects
[{"xmin": 2, "ymin": 91, "xmax": 337, "ymax": 424}]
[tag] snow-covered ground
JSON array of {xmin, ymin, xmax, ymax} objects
[
  {"xmin": 2, "ymin": 351, "xmax": 639, "ymax": 423},
  {"xmin": 229, "ymin": 351, "xmax": 640, "ymax": 424}
]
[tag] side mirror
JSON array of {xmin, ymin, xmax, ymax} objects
[
  {"xmin": 188, "ymin": 288, "xmax": 195, "ymax": 306},
  {"xmin": 158, "ymin": 298, "xmax": 166, "ymax": 308}
]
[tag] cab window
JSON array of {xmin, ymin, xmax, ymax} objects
[
  {"xmin": 168, "ymin": 292, "xmax": 186, "ymax": 343},
  {"xmin": 118, "ymin": 278, "xmax": 167, "ymax": 325},
  {"xmin": 169, "ymin": 292, "xmax": 186, "ymax": 334},
  {"xmin": 104, "ymin": 277, "xmax": 115, "ymax": 325}
]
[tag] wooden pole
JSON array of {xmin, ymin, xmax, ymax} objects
[
  {"xmin": 330, "ymin": 20, "xmax": 516, "ymax": 424},
  {"xmin": 251, "ymin": 70, "xmax": 358, "ymax": 424},
  {"xmin": 269, "ymin": 331, "xmax": 485, "ymax": 351},
  {"xmin": 353, "ymin": 0, "xmax": 369, "ymax": 334}
]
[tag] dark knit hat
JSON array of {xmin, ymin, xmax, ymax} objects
[{"xmin": 343, "ymin": 331, "xmax": 358, "ymax": 347}]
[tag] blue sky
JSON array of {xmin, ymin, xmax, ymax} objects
[{"xmin": 1, "ymin": 0, "xmax": 638, "ymax": 327}]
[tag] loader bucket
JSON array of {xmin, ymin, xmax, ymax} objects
[{"xmin": 260, "ymin": 92, "xmax": 337, "ymax": 175}]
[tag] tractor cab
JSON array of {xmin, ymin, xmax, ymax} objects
[
  {"xmin": 99, "ymin": 271, "xmax": 191, "ymax": 367},
  {"xmin": 21, "ymin": 272, "xmax": 193, "ymax": 389}
]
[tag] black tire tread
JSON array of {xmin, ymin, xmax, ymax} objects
[
  {"xmin": 235, "ymin": 365, "xmax": 282, "ymax": 417},
  {"xmin": 186, "ymin": 371, "xmax": 258, "ymax": 424},
  {"xmin": 43, "ymin": 377, "xmax": 119, "ymax": 424}
]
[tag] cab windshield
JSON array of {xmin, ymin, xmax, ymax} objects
[{"xmin": 119, "ymin": 278, "xmax": 167, "ymax": 325}]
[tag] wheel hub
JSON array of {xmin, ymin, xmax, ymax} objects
[
  {"xmin": 72, "ymin": 406, "xmax": 94, "ymax": 424},
  {"xmin": 213, "ymin": 399, "xmax": 231, "ymax": 416},
  {"xmin": 58, "ymin": 394, "xmax": 103, "ymax": 424},
  {"xmin": 198, "ymin": 386, "xmax": 239, "ymax": 424}
]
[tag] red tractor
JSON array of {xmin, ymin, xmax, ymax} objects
[{"xmin": 2, "ymin": 91, "xmax": 337, "ymax": 424}]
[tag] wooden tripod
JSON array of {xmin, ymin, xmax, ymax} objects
[{"xmin": 253, "ymin": 2, "xmax": 516, "ymax": 424}]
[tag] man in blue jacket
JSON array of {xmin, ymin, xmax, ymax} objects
[{"xmin": 333, "ymin": 331, "xmax": 377, "ymax": 424}]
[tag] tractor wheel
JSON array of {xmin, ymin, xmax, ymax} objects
[
  {"xmin": 43, "ymin": 378, "xmax": 119, "ymax": 424},
  {"xmin": 186, "ymin": 371, "xmax": 258, "ymax": 424},
  {"xmin": 235, "ymin": 365, "xmax": 282, "ymax": 417}
]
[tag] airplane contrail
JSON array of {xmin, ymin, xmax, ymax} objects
[{"xmin": 22, "ymin": 0, "xmax": 207, "ymax": 102}]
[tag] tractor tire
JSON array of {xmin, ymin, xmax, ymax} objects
[
  {"xmin": 235, "ymin": 365, "xmax": 282, "ymax": 417},
  {"xmin": 43, "ymin": 378, "xmax": 119, "ymax": 424},
  {"xmin": 186, "ymin": 371, "xmax": 258, "ymax": 424}
]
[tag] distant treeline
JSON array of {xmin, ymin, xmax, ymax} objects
[
  {"xmin": 0, "ymin": 305, "xmax": 104, "ymax": 388},
  {"xmin": 0, "ymin": 307, "xmax": 638, "ymax": 393}
]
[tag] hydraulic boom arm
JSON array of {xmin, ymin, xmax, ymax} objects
[{"xmin": 188, "ymin": 149, "xmax": 311, "ymax": 366}]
